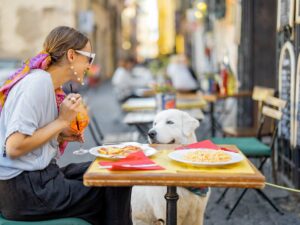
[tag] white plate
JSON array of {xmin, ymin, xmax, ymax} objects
[
  {"xmin": 89, "ymin": 143, "xmax": 157, "ymax": 159},
  {"xmin": 168, "ymin": 148, "xmax": 244, "ymax": 166}
]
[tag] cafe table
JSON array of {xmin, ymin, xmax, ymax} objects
[
  {"xmin": 83, "ymin": 144, "xmax": 265, "ymax": 225},
  {"xmin": 121, "ymin": 95, "xmax": 207, "ymax": 112},
  {"xmin": 122, "ymin": 91, "xmax": 252, "ymax": 137},
  {"xmin": 123, "ymin": 109, "xmax": 205, "ymax": 140},
  {"xmin": 121, "ymin": 93, "xmax": 206, "ymax": 139}
]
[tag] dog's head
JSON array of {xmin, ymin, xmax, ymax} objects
[{"xmin": 148, "ymin": 109, "xmax": 200, "ymax": 144}]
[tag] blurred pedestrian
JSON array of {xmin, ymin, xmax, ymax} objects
[
  {"xmin": 0, "ymin": 26, "xmax": 132, "ymax": 225},
  {"xmin": 132, "ymin": 59, "xmax": 154, "ymax": 85},
  {"xmin": 112, "ymin": 56, "xmax": 144, "ymax": 102},
  {"xmin": 166, "ymin": 54, "xmax": 200, "ymax": 93}
]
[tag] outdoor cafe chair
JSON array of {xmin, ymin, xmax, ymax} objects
[
  {"xmin": 212, "ymin": 95, "xmax": 286, "ymax": 219},
  {"xmin": 88, "ymin": 112, "xmax": 139, "ymax": 146},
  {"xmin": 221, "ymin": 86, "xmax": 275, "ymax": 137}
]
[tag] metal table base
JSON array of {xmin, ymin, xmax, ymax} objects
[{"xmin": 165, "ymin": 186, "xmax": 179, "ymax": 225}]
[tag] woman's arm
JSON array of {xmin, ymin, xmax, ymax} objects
[
  {"xmin": 6, "ymin": 119, "xmax": 68, "ymax": 159},
  {"xmin": 6, "ymin": 94, "xmax": 81, "ymax": 159}
]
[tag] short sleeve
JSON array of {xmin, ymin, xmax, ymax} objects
[{"xmin": 4, "ymin": 77, "xmax": 50, "ymax": 141}]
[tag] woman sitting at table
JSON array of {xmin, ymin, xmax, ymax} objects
[{"xmin": 0, "ymin": 26, "xmax": 132, "ymax": 225}]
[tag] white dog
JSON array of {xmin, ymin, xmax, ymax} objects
[{"xmin": 131, "ymin": 109, "xmax": 210, "ymax": 225}]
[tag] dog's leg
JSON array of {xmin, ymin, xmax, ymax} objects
[
  {"xmin": 184, "ymin": 189, "xmax": 211, "ymax": 225},
  {"xmin": 132, "ymin": 186, "xmax": 156, "ymax": 225}
]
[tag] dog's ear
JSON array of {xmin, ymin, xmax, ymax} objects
[{"xmin": 182, "ymin": 114, "xmax": 200, "ymax": 136}]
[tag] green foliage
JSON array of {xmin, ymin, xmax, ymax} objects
[
  {"xmin": 148, "ymin": 56, "xmax": 170, "ymax": 76},
  {"xmin": 151, "ymin": 83, "xmax": 176, "ymax": 93}
]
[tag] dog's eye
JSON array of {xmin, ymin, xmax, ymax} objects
[{"xmin": 166, "ymin": 120, "xmax": 174, "ymax": 125}]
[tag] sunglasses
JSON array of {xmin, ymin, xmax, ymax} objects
[{"xmin": 75, "ymin": 50, "xmax": 96, "ymax": 64}]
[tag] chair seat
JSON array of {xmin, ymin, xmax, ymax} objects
[
  {"xmin": 0, "ymin": 215, "xmax": 91, "ymax": 225},
  {"xmin": 211, "ymin": 137, "xmax": 271, "ymax": 157}
]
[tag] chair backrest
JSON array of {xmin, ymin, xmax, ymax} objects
[
  {"xmin": 256, "ymin": 96, "xmax": 286, "ymax": 148},
  {"xmin": 88, "ymin": 112, "xmax": 104, "ymax": 146},
  {"xmin": 252, "ymin": 86, "xmax": 276, "ymax": 129},
  {"xmin": 252, "ymin": 86, "xmax": 275, "ymax": 101}
]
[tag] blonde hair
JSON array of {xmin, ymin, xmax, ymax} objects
[{"xmin": 43, "ymin": 26, "xmax": 89, "ymax": 65}]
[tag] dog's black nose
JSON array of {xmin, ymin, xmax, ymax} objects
[{"xmin": 148, "ymin": 130, "xmax": 157, "ymax": 139}]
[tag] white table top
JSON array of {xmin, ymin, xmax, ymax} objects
[{"xmin": 123, "ymin": 109, "xmax": 205, "ymax": 124}]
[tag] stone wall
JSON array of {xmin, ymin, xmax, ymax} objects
[{"xmin": 0, "ymin": 0, "xmax": 75, "ymax": 59}]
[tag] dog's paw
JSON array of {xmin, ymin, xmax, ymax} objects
[{"xmin": 153, "ymin": 219, "xmax": 165, "ymax": 225}]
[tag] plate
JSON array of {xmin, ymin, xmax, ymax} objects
[
  {"xmin": 168, "ymin": 148, "xmax": 244, "ymax": 166},
  {"xmin": 89, "ymin": 143, "xmax": 157, "ymax": 159}
]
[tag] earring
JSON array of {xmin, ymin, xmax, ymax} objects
[
  {"xmin": 71, "ymin": 65, "xmax": 84, "ymax": 85},
  {"xmin": 77, "ymin": 77, "xmax": 85, "ymax": 86},
  {"xmin": 70, "ymin": 65, "xmax": 79, "ymax": 76}
]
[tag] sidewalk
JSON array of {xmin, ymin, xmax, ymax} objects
[{"xmin": 58, "ymin": 81, "xmax": 300, "ymax": 225}]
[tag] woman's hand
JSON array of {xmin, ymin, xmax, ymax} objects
[
  {"xmin": 58, "ymin": 93, "xmax": 82, "ymax": 124},
  {"xmin": 58, "ymin": 128, "xmax": 84, "ymax": 143}
]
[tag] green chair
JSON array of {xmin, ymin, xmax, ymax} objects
[
  {"xmin": 211, "ymin": 96, "xmax": 286, "ymax": 219},
  {"xmin": 0, "ymin": 214, "xmax": 91, "ymax": 225}
]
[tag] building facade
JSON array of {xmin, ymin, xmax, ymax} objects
[{"xmin": 0, "ymin": 0, "xmax": 124, "ymax": 77}]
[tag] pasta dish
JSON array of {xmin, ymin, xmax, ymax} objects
[{"xmin": 183, "ymin": 150, "xmax": 232, "ymax": 163}]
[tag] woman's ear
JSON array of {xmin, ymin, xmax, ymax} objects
[{"xmin": 66, "ymin": 49, "xmax": 75, "ymax": 63}]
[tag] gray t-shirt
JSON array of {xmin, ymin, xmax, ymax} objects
[{"xmin": 0, "ymin": 69, "xmax": 59, "ymax": 180}]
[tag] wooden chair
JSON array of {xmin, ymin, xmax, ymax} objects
[
  {"xmin": 222, "ymin": 86, "xmax": 275, "ymax": 137},
  {"xmin": 212, "ymin": 96, "xmax": 286, "ymax": 219}
]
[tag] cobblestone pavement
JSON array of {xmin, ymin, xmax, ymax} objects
[{"xmin": 58, "ymin": 81, "xmax": 300, "ymax": 225}]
